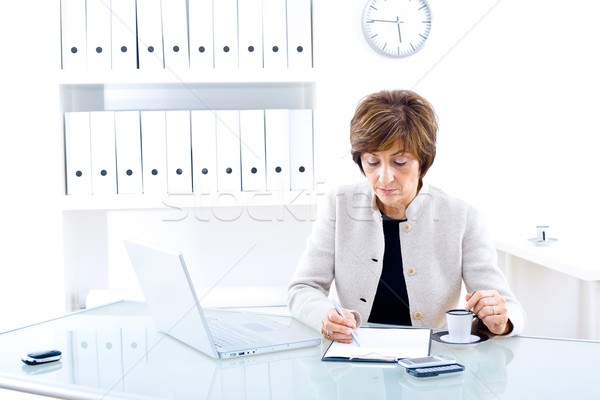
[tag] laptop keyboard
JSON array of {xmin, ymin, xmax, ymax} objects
[{"xmin": 208, "ymin": 318, "xmax": 263, "ymax": 348}]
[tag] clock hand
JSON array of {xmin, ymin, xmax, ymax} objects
[
  {"xmin": 396, "ymin": 16, "xmax": 402, "ymax": 42},
  {"xmin": 367, "ymin": 19, "xmax": 397, "ymax": 23}
]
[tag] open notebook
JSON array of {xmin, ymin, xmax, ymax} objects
[{"xmin": 321, "ymin": 327, "xmax": 431, "ymax": 362}]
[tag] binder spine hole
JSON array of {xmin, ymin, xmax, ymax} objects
[
  {"xmin": 201, "ymin": 168, "xmax": 209, "ymax": 175},
  {"xmin": 100, "ymin": 170, "xmax": 107, "ymax": 176},
  {"xmin": 251, "ymin": 167, "xmax": 258, "ymax": 174},
  {"xmin": 173, "ymin": 46, "xmax": 180, "ymax": 52},
  {"xmin": 120, "ymin": 46, "xmax": 128, "ymax": 53},
  {"xmin": 176, "ymin": 168, "xmax": 183, "ymax": 175},
  {"xmin": 299, "ymin": 166, "xmax": 305, "ymax": 173},
  {"xmin": 297, "ymin": 46, "xmax": 304, "ymax": 53},
  {"xmin": 198, "ymin": 46, "xmax": 206, "ymax": 53},
  {"xmin": 272, "ymin": 46, "xmax": 279, "ymax": 52},
  {"xmin": 226, "ymin": 167, "xmax": 233, "ymax": 174},
  {"xmin": 151, "ymin": 169, "xmax": 158, "ymax": 176},
  {"xmin": 248, "ymin": 46, "xmax": 255, "ymax": 52},
  {"xmin": 223, "ymin": 46, "xmax": 230, "ymax": 53},
  {"xmin": 147, "ymin": 46, "xmax": 155, "ymax": 53},
  {"xmin": 126, "ymin": 169, "xmax": 133, "ymax": 176},
  {"xmin": 75, "ymin": 170, "xmax": 83, "ymax": 177},
  {"xmin": 70, "ymin": 47, "xmax": 78, "ymax": 54},
  {"xmin": 275, "ymin": 166, "xmax": 282, "ymax": 173},
  {"xmin": 96, "ymin": 47, "xmax": 103, "ymax": 53}
]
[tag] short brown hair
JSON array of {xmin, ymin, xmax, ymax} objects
[{"xmin": 350, "ymin": 89, "xmax": 438, "ymax": 185}]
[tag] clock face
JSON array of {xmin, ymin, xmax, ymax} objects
[{"xmin": 362, "ymin": 0, "xmax": 432, "ymax": 58}]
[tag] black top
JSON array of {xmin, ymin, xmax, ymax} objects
[{"xmin": 368, "ymin": 215, "xmax": 412, "ymax": 326}]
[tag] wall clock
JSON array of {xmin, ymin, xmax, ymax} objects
[{"xmin": 362, "ymin": 0, "xmax": 432, "ymax": 58}]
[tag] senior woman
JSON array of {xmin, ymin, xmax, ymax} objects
[{"xmin": 287, "ymin": 89, "xmax": 525, "ymax": 343}]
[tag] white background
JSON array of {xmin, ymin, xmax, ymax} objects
[{"xmin": 0, "ymin": 0, "xmax": 598, "ymax": 336}]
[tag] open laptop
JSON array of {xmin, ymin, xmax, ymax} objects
[{"xmin": 123, "ymin": 238, "xmax": 321, "ymax": 359}]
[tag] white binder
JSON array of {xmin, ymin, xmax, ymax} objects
[
  {"xmin": 90, "ymin": 111, "xmax": 117, "ymax": 195},
  {"xmin": 111, "ymin": 0, "xmax": 138, "ymax": 70},
  {"xmin": 191, "ymin": 110, "xmax": 218, "ymax": 194},
  {"xmin": 264, "ymin": 109, "xmax": 290, "ymax": 191},
  {"xmin": 289, "ymin": 109, "xmax": 314, "ymax": 190},
  {"xmin": 60, "ymin": 0, "xmax": 87, "ymax": 70},
  {"xmin": 238, "ymin": 0, "xmax": 263, "ymax": 69},
  {"xmin": 96, "ymin": 330, "xmax": 124, "ymax": 391},
  {"xmin": 188, "ymin": 0, "xmax": 214, "ymax": 69},
  {"xmin": 213, "ymin": 0, "xmax": 238, "ymax": 69},
  {"xmin": 161, "ymin": 0, "xmax": 189, "ymax": 71},
  {"xmin": 137, "ymin": 0, "xmax": 164, "ymax": 70},
  {"xmin": 166, "ymin": 110, "xmax": 193, "ymax": 194},
  {"xmin": 262, "ymin": 0, "xmax": 288, "ymax": 69},
  {"xmin": 239, "ymin": 110, "xmax": 267, "ymax": 191},
  {"xmin": 70, "ymin": 331, "xmax": 99, "ymax": 386},
  {"xmin": 140, "ymin": 111, "xmax": 167, "ymax": 194},
  {"xmin": 86, "ymin": 0, "xmax": 111, "ymax": 70},
  {"xmin": 286, "ymin": 0, "xmax": 313, "ymax": 69},
  {"xmin": 215, "ymin": 110, "xmax": 241, "ymax": 192},
  {"xmin": 65, "ymin": 112, "xmax": 92, "ymax": 195},
  {"xmin": 121, "ymin": 327, "xmax": 148, "ymax": 389},
  {"xmin": 115, "ymin": 111, "xmax": 143, "ymax": 194}
]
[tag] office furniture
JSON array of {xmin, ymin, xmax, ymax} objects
[
  {"xmin": 59, "ymin": 0, "xmax": 316, "ymax": 311},
  {"xmin": 495, "ymin": 235, "xmax": 600, "ymax": 340},
  {"xmin": 1, "ymin": 301, "xmax": 599, "ymax": 399}
]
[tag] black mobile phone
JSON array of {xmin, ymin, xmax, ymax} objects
[
  {"xmin": 405, "ymin": 363, "xmax": 465, "ymax": 378},
  {"xmin": 21, "ymin": 350, "xmax": 62, "ymax": 365}
]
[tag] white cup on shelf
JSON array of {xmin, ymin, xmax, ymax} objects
[{"xmin": 536, "ymin": 225, "xmax": 550, "ymax": 242}]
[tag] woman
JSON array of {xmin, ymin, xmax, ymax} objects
[{"xmin": 287, "ymin": 89, "xmax": 525, "ymax": 343}]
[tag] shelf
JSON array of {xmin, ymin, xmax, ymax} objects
[
  {"xmin": 62, "ymin": 190, "xmax": 319, "ymax": 211},
  {"xmin": 59, "ymin": 79, "xmax": 316, "ymax": 112},
  {"xmin": 58, "ymin": 69, "xmax": 317, "ymax": 86}
]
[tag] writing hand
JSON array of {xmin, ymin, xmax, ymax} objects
[{"xmin": 321, "ymin": 307, "xmax": 358, "ymax": 344}]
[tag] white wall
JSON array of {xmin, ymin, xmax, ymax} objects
[
  {"xmin": 1, "ymin": 0, "xmax": 598, "ymax": 335},
  {"xmin": 0, "ymin": 2, "xmax": 65, "ymax": 332},
  {"xmin": 314, "ymin": 0, "xmax": 599, "ymax": 239}
]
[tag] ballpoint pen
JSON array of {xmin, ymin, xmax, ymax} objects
[{"xmin": 333, "ymin": 300, "xmax": 361, "ymax": 346}]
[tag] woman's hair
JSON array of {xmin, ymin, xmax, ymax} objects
[{"xmin": 350, "ymin": 89, "xmax": 438, "ymax": 185}]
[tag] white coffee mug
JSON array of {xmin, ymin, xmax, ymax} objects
[{"xmin": 446, "ymin": 309, "xmax": 477, "ymax": 343}]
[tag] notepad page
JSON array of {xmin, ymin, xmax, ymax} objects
[{"xmin": 323, "ymin": 327, "xmax": 431, "ymax": 361}]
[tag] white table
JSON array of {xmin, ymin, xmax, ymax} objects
[{"xmin": 495, "ymin": 234, "xmax": 600, "ymax": 339}]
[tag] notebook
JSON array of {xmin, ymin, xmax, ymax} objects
[
  {"xmin": 321, "ymin": 327, "xmax": 431, "ymax": 363},
  {"xmin": 124, "ymin": 238, "xmax": 321, "ymax": 359}
]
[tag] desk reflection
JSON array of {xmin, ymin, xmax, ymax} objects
[
  {"xmin": 296, "ymin": 339, "xmax": 515, "ymax": 400},
  {"xmin": 68, "ymin": 327, "xmax": 322, "ymax": 399}
]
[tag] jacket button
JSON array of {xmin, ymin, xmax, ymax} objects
[
  {"xmin": 413, "ymin": 311, "xmax": 423, "ymax": 320},
  {"xmin": 407, "ymin": 266, "xmax": 416, "ymax": 276},
  {"xmin": 402, "ymin": 223, "xmax": 412, "ymax": 232}
]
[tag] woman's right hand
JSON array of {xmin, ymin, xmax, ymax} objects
[{"xmin": 320, "ymin": 307, "xmax": 357, "ymax": 343}]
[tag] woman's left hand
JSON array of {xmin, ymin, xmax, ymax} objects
[{"xmin": 465, "ymin": 290, "xmax": 512, "ymax": 335}]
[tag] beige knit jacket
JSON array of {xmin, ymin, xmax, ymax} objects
[{"xmin": 287, "ymin": 181, "xmax": 525, "ymax": 335}]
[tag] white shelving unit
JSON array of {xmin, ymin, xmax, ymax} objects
[{"xmin": 59, "ymin": 8, "xmax": 318, "ymax": 310}]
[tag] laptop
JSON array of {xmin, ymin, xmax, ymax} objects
[{"xmin": 123, "ymin": 238, "xmax": 321, "ymax": 359}]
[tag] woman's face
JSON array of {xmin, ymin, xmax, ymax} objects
[{"xmin": 361, "ymin": 142, "xmax": 421, "ymax": 218}]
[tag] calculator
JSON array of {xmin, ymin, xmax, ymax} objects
[{"xmin": 405, "ymin": 363, "xmax": 465, "ymax": 378}]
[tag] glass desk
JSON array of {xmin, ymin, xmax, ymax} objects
[{"xmin": 1, "ymin": 301, "xmax": 599, "ymax": 399}]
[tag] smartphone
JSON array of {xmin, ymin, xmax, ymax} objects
[
  {"xmin": 21, "ymin": 350, "xmax": 62, "ymax": 365},
  {"xmin": 397, "ymin": 355, "xmax": 456, "ymax": 369},
  {"xmin": 405, "ymin": 363, "xmax": 465, "ymax": 378}
]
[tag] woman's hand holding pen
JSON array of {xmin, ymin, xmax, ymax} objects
[{"xmin": 321, "ymin": 307, "xmax": 358, "ymax": 344}]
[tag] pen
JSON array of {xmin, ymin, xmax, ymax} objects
[{"xmin": 333, "ymin": 300, "xmax": 361, "ymax": 346}]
